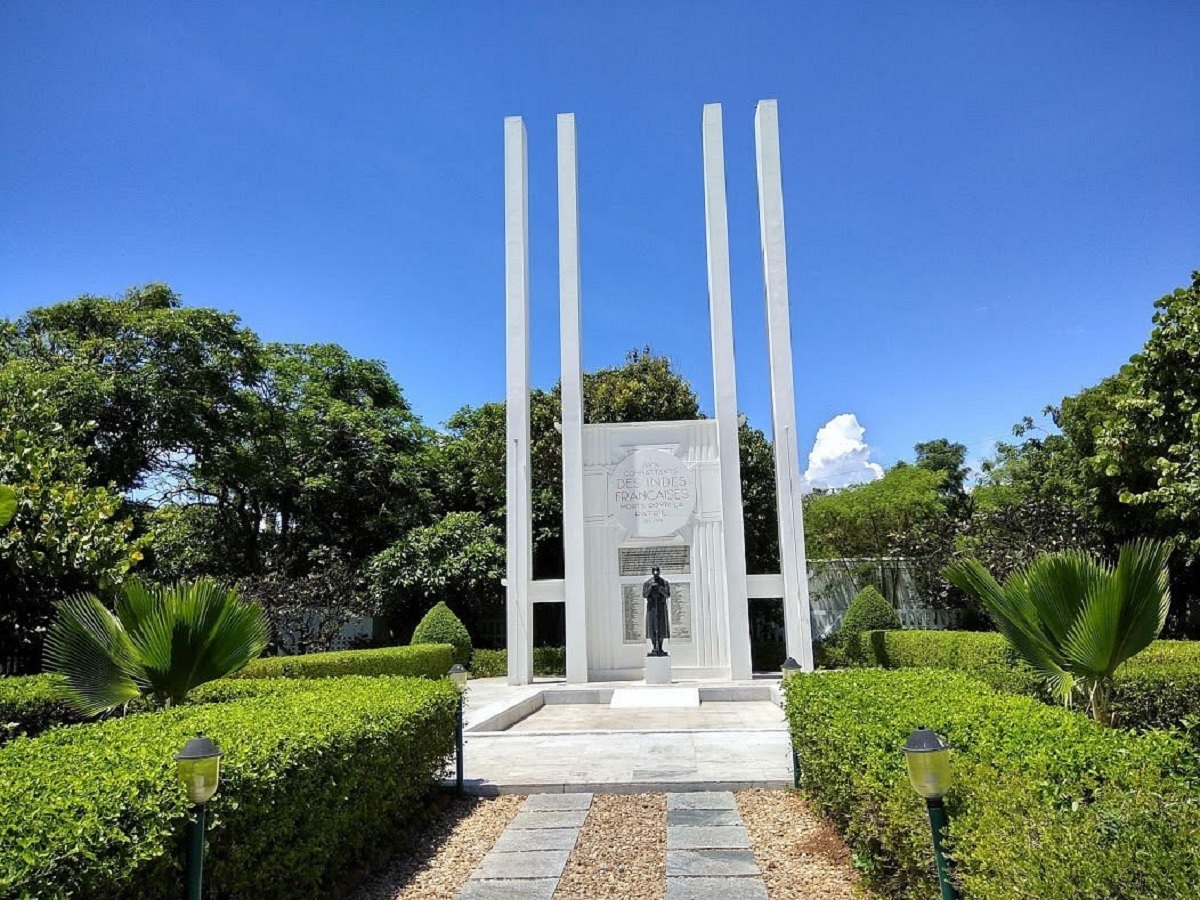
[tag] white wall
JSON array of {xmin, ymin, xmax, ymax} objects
[{"xmin": 581, "ymin": 420, "xmax": 734, "ymax": 679}]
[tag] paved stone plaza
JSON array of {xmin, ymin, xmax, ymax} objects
[{"xmin": 456, "ymin": 678, "xmax": 794, "ymax": 794}]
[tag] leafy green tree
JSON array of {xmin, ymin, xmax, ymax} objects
[
  {"xmin": 804, "ymin": 465, "xmax": 946, "ymax": 561},
  {"xmin": 945, "ymin": 541, "xmax": 1170, "ymax": 724},
  {"xmin": 45, "ymin": 578, "xmax": 269, "ymax": 715},
  {"xmin": 1092, "ymin": 274, "xmax": 1200, "ymax": 610},
  {"xmin": 0, "ymin": 375, "xmax": 148, "ymax": 660},
  {"xmin": 438, "ymin": 348, "xmax": 704, "ymax": 579},
  {"xmin": 583, "ymin": 346, "xmax": 701, "ymax": 424},
  {"xmin": 158, "ymin": 342, "xmax": 431, "ymax": 576},
  {"xmin": 0, "ymin": 284, "xmax": 262, "ymax": 493},
  {"xmin": 914, "ymin": 437, "xmax": 970, "ymax": 499},
  {"xmin": 739, "ymin": 421, "xmax": 779, "ymax": 574},
  {"xmin": 368, "ymin": 511, "xmax": 505, "ymax": 640},
  {"xmin": 236, "ymin": 552, "xmax": 377, "ymax": 654}
]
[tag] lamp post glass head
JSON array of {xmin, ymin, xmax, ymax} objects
[
  {"xmin": 903, "ymin": 726, "xmax": 952, "ymax": 800},
  {"xmin": 175, "ymin": 733, "xmax": 221, "ymax": 806},
  {"xmin": 781, "ymin": 657, "xmax": 802, "ymax": 681},
  {"xmin": 448, "ymin": 663, "xmax": 469, "ymax": 692}
]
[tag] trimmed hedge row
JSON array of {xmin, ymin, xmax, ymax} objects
[
  {"xmin": 785, "ymin": 669, "xmax": 1200, "ymax": 899},
  {"xmin": 234, "ymin": 642, "xmax": 454, "ymax": 680},
  {"xmin": 470, "ymin": 647, "xmax": 566, "ymax": 678},
  {"xmin": 0, "ymin": 675, "xmax": 80, "ymax": 744},
  {"xmin": 845, "ymin": 630, "xmax": 1200, "ymax": 732},
  {"xmin": 0, "ymin": 675, "xmax": 458, "ymax": 898},
  {"xmin": 845, "ymin": 630, "xmax": 1045, "ymax": 695}
]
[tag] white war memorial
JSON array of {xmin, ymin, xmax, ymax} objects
[{"xmin": 504, "ymin": 101, "xmax": 815, "ymax": 685}]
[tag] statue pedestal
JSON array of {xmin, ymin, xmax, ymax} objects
[{"xmin": 644, "ymin": 654, "xmax": 672, "ymax": 685}]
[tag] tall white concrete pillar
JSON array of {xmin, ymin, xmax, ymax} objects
[
  {"xmin": 754, "ymin": 100, "xmax": 815, "ymax": 671},
  {"xmin": 504, "ymin": 116, "xmax": 534, "ymax": 685},
  {"xmin": 701, "ymin": 104, "xmax": 753, "ymax": 681},
  {"xmin": 557, "ymin": 113, "xmax": 589, "ymax": 684}
]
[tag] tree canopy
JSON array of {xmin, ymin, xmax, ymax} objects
[{"xmin": 6, "ymin": 270, "xmax": 1200, "ymax": 664}]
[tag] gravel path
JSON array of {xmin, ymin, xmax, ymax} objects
[
  {"xmin": 554, "ymin": 793, "xmax": 667, "ymax": 900},
  {"xmin": 736, "ymin": 789, "xmax": 862, "ymax": 899},
  {"xmin": 354, "ymin": 790, "xmax": 860, "ymax": 900},
  {"xmin": 353, "ymin": 795, "xmax": 524, "ymax": 900}
]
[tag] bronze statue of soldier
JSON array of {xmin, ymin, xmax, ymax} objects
[{"xmin": 642, "ymin": 566, "xmax": 671, "ymax": 656}]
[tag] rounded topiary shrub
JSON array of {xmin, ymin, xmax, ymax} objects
[
  {"xmin": 840, "ymin": 586, "xmax": 902, "ymax": 633},
  {"xmin": 411, "ymin": 601, "xmax": 472, "ymax": 665}
]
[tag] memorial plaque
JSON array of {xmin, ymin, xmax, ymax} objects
[
  {"xmin": 669, "ymin": 583, "xmax": 692, "ymax": 642},
  {"xmin": 618, "ymin": 544, "xmax": 691, "ymax": 577},
  {"xmin": 622, "ymin": 581, "xmax": 693, "ymax": 644},
  {"xmin": 609, "ymin": 449, "xmax": 695, "ymax": 537},
  {"xmin": 622, "ymin": 584, "xmax": 645, "ymax": 644}
]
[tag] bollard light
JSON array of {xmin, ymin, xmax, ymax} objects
[
  {"xmin": 903, "ymin": 727, "xmax": 957, "ymax": 900},
  {"xmin": 175, "ymin": 734, "xmax": 221, "ymax": 900},
  {"xmin": 903, "ymin": 726, "xmax": 952, "ymax": 799},
  {"xmin": 781, "ymin": 657, "xmax": 802, "ymax": 681},
  {"xmin": 448, "ymin": 663, "xmax": 469, "ymax": 692},
  {"xmin": 176, "ymin": 734, "xmax": 221, "ymax": 806}
]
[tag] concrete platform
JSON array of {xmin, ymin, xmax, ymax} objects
[{"xmin": 453, "ymin": 677, "xmax": 792, "ymax": 794}]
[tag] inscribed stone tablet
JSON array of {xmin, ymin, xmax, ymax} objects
[{"xmin": 609, "ymin": 449, "xmax": 695, "ymax": 537}]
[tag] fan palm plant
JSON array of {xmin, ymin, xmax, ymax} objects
[
  {"xmin": 45, "ymin": 578, "xmax": 270, "ymax": 716},
  {"xmin": 944, "ymin": 540, "xmax": 1170, "ymax": 725}
]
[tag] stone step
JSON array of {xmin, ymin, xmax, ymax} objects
[{"xmin": 610, "ymin": 687, "xmax": 701, "ymax": 708}]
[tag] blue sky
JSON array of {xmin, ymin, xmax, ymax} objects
[{"xmin": 2, "ymin": 2, "xmax": 1197, "ymax": 483}]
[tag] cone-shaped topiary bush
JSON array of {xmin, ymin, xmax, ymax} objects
[
  {"xmin": 411, "ymin": 601, "xmax": 472, "ymax": 665},
  {"xmin": 817, "ymin": 586, "xmax": 902, "ymax": 668},
  {"xmin": 840, "ymin": 585, "xmax": 902, "ymax": 634}
]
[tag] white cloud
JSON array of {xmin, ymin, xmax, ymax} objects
[{"xmin": 803, "ymin": 413, "xmax": 884, "ymax": 491}]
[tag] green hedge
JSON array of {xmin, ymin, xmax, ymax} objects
[
  {"xmin": 1127, "ymin": 639, "xmax": 1200, "ymax": 667},
  {"xmin": 847, "ymin": 631, "xmax": 1200, "ymax": 731},
  {"xmin": 469, "ymin": 647, "xmax": 566, "ymax": 678},
  {"xmin": 848, "ymin": 630, "xmax": 1045, "ymax": 695},
  {"xmin": 785, "ymin": 669, "xmax": 1200, "ymax": 899},
  {"xmin": 0, "ymin": 675, "xmax": 457, "ymax": 898},
  {"xmin": 234, "ymin": 643, "xmax": 454, "ymax": 680},
  {"xmin": 0, "ymin": 675, "xmax": 80, "ymax": 744},
  {"xmin": 411, "ymin": 602, "xmax": 472, "ymax": 665}
]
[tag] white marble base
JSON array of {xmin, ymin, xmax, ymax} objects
[
  {"xmin": 610, "ymin": 686, "xmax": 699, "ymax": 708},
  {"xmin": 644, "ymin": 655, "xmax": 673, "ymax": 685}
]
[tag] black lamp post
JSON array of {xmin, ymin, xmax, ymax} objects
[
  {"xmin": 175, "ymin": 733, "xmax": 221, "ymax": 900},
  {"xmin": 448, "ymin": 664, "xmax": 469, "ymax": 794},
  {"xmin": 903, "ymin": 726, "xmax": 956, "ymax": 900}
]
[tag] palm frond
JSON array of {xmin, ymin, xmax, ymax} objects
[
  {"xmin": 44, "ymin": 593, "xmax": 141, "ymax": 716},
  {"xmin": 1063, "ymin": 540, "xmax": 1170, "ymax": 679},
  {"xmin": 1019, "ymin": 551, "xmax": 1107, "ymax": 647},
  {"xmin": 945, "ymin": 557, "xmax": 1072, "ymax": 695},
  {"xmin": 126, "ymin": 578, "xmax": 269, "ymax": 704},
  {"xmin": 114, "ymin": 578, "xmax": 163, "ymax": 635}
]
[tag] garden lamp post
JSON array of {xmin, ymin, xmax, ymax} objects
[
  {"xmin": 903, "ymin": 727, "xmax": 956, "ymax": 900},
  {"xmin": 175, "ymin": 734, "xmax": 221, "ymax": 900},
  {"xmin": 448, "ymin": 664, "xmax": 469, "ymax": 793},
  {"xmin": 780, "ymin": 657, "xmax": 801, "ymax": 681}
]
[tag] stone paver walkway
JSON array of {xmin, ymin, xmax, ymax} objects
[
  {"xmin": 458, "ymin": 793, "xmax": 592, "ymax": 899},
  {"xmin": 458, "ymin": 791, "xmax": 769, "ymax": 900},
  {"xmin": 665, "ymin": 792, "xmax": 767, "ymax": 899}
]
